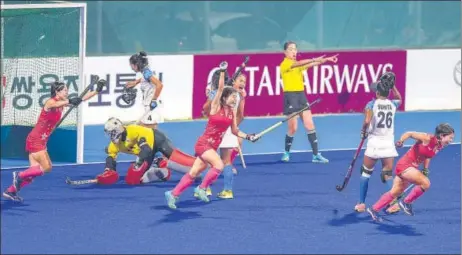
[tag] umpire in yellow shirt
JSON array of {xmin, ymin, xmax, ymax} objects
[{"xmin": 280, "ymin": 41, "xmax": 338, "ymax": 163}]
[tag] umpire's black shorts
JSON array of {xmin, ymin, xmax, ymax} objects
[{"xmin": 283, "ymin": 91, "xmax": 310, "ymax": 115}]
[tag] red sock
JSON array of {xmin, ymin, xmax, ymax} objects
[
  {"xmin": 172, "ymin": 173, "xmax": 195, "ymax": 197},
  {"xmin": 372, "ymin": 192, "xmax": 395, "ymax": 212},
  {"xmin": 199, "ymin": 168, "xmax": 221, "ymax": 189},
  {"xmin": 19, "ymin": 165, "xmax": 44, "ymax": 179},
  {"xmin": 230, "ymin": 149, "xmax": 239, "ymax": 163},
  {"xmin": 403, "ymin": 186, "xmax": 425, "ymax": 204},
  {"xmin": 6, "ymin": 177, "xmax": 33, "ymax": 193}
]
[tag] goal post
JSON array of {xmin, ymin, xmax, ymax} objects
[{"xmin": 0, "ymin": 2, "xmax": 87, "ymax": 164}]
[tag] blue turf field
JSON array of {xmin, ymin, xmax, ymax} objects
[{"xmin": 1, "ymin": 111, "xmax": 461, "ymax": 254}]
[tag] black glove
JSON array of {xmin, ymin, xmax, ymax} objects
[
  {"xmin": 379, "ymin": 72, "xmax": 396, "ymax": 89},
  {"xmin": 96, "ymin": 79, "xmax": 107, "ymax": 93},
  {"xmin": 68, "ymin": 97, "xmax": 82, "ymax": 106},
  {"xmin": 422, "ymin": 168, "xmax": 430, "ymax": 177},
  {"xmin": 121, "ymin": 87, "xmax": 137, "ymax": 104}
]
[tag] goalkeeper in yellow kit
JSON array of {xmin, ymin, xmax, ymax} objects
[{"xmin": 86, "ymin": 117, "xmax": 199, "ymax": 185}]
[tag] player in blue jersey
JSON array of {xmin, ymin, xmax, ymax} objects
[
  {"xmin": 125, "ymin": 51, "xmax": 164, "ymax": 129},
  {"xmin": 354, "ymin": 72, "xmax": 403, "ymax": 214}
]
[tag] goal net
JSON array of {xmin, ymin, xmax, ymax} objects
[{"xmin": 1, "ymin": 3, "xmax": 86, "ymax": 164}]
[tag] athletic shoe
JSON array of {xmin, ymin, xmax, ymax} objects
[
  {"xmin": 164, "ymin": 191, "xmax": 178, "ymax": 209},
  {"xmin": 281, "ymin": 151, "xmax": 290, "ymax": 162},
  {"xmin": 399, "ymin": 200, "xmax": 414, "ymax": 216},
  {"xmin": 2, "ymin": 190, "xmax": 23, "ymax": 202},
  {"xmin": 384, "ymin": 203, "xmax": 401, "ymax": 214},
  {"xmin": 194, "ymin": 186, "xmax": 210, "ymax": 202},
  {"xmin": 366, "ymin": 207, "xmax": 383, "ymax": 222},
  {"xmin": 312, "ymin": 153, "xmax": 329, "ymax": 163},
  {"xmin": 194, "ymin": 186, "xmax": 212, "ymax": 198},
  {"xmin": 354, "ymin": 203, "xmax": 366, "ymax": 213},
  {"xmin": 217, "ymin": 190, "xmax": 234, "ymax": 199}
]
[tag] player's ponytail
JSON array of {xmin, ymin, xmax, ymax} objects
[
  {"xmin": 138, "ymin": 51, "xmax": 149, "ymax": 70},
  {"xmin": 50, "ymin": 81, "xmax": 66, "ymax": 98},
  {"xmin": 435, "ymin": 123, "xmax": 454, "ymax": 139},
  {"xmin": 129, "ymin": 51, "xmax": 149, "ymax": 71}
]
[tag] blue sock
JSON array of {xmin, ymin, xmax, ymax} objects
[
  {"xmin": 359, "ymin": 175, "xmax": 370, "ymax": 204},
  {"xmin": 223, "ymin": 165, "xmax": 234, "ymax": 191}
]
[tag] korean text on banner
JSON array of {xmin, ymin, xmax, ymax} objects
[
  {"xmin": 192, "ymin": 51, "xmax": 407, "ymax": 118},
  {"xmin": 405, "ymin": 49, "xmax": 461, "ymax": 111},
  {"xmin": 84, "ymin": 55, "xmax": 194, "ymax": 125}
]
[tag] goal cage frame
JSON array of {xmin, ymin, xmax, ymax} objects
[{"xmin": 0, "ymin": 2, "xmax": 87, "ymax": 165}]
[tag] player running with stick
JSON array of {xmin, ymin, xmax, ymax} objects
[
  {"xmin": 354, "ymin": 72, "xmax": 402, "ymax": 214},
  {"xmin": 3, "ymin": 80, "xmax": 105, "ymax": 202},
  {"xmin": 280, "ymin": 41, "xmax": 337, "ymax": 163},
  {"xmin": 202, "ymin": 71, "xmax": 248, "ymax": 199},
  {"xmin": 67, "ymin": 118, "xmax": 200, "ymax": 186},
  {"xmin": 164, "ymin": 61, "xmax": 258, "ymax": 209},
  {"xmin": 367, "ymin": 123, "xmax": 455, "ymax": 221},
  {"xmin": 124, "ymin": 51, "xmax": 164, "ymax": 129}
]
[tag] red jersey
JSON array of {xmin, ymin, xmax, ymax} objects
[
  {"xmin": 25, "ymin": 97, "xmax": 63, "ymax": 153},
  {"xmin": 395, "ymin": 135, "xmax": 443, "ymax": 175},
  {"xmin": 194, "ymin": 107, "xmax": 234, "ymax": 156}
]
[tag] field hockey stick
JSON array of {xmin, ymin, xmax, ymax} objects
[
  {"xmin": 65, "ymin": 177, "xmax": 98, "ymax": 186},
  {"xmin": 53, "ymin": 75, "xmax": 100, "ymax": 131},
  {"xmin": 237, "ymin": 145, "xmax": 246, "ymax": 169},
  {"xmin": 336, "ymin": 137, "xmax": 366, "ymax": 192},
  {"xmin": 254, "ymin": 98, "xmax": 321, "ymax": 139},
  {"xmin": 226, "ymin": 56, "xmax": 250, "ymax": 86}
]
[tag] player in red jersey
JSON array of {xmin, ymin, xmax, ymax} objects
[
  {"xmin": 2, "ymin": 80, "xmax": 105, "ymax": 202},
  {"xmin": 164, "ymin": 61, "xmax": 258, "ymax": 209},
  {"xmin": 367, "ymin": 123, "xmax": 455, "ymax": 221}
]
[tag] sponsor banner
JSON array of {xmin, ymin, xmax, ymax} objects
[
  {"xmin": 1, "ymin": 57, "xmax": 80, "ymax": 127},
  {"xmin": 405, "ymin": 49, "xmax": 461, "ymax": 111},
  {"xmin": 192, "ymin": 51, "xmax": 407, "ymax": 118},
  {"xmin": 83, "ymin": 55, "xmax": 194, "ymax": 124}
]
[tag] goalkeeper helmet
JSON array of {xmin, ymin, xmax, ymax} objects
[{"xmin": 104, "ymin": 117, "xmax": 125, "ymax": 144}]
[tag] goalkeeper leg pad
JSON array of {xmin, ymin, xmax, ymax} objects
[
  {"xmin": 167, "ymin": 149, "xmax": 196, "ymax": 174},
  {"xmin": 96, "ymin": 170, "xmax": 119, "ymax": 185},
  {"xmin": 141, "ymin": 167, "xmax": 172, "ymax": 183},
  {"xmin": 125, "ymin": 161, "xmax": 148, "ymax": 185}
]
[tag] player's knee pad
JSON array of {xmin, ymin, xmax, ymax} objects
[
  {"xmin": 125, "ymin": 161, "xmax": 149, "ymax": 185},
  {"xmin": 380, "ymin": 169, "xmax": 393, "ymax": 183},
  {"xmin": 96, "ymin": 170, "xmax": 119, "ymax": 185},
  {"xmin": 360, "ymin": 165, "xmax": 374, "ymax": 178}
]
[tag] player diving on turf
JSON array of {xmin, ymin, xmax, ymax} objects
[{"xmin": 66, "ymin": 118, "xmax": 201, "ymax": 186}]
